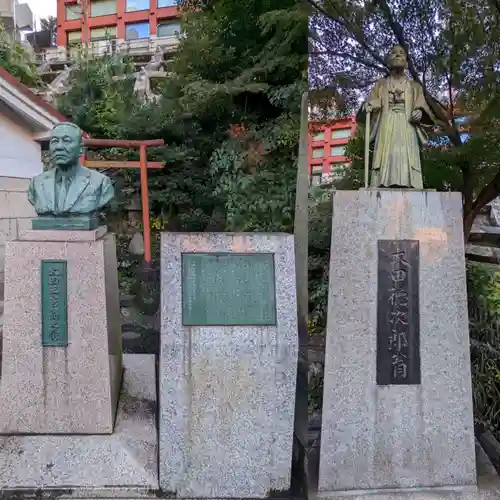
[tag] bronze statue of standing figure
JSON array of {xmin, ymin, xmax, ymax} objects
[{"xmin": 357, "ymin": 45, "xmax": 438, "ymax": 189}]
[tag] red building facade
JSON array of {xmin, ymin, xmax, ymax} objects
[
  {"xmin": 308, "ymin": 116, "xmax": 356, "ymax": 186},
  {"xmin": 56, "ymin": 0, "xmax": 180, "ymax": 48}
]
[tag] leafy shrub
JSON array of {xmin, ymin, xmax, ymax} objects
[{"xmin": 468, "ymin": 261, "xmax": 500, "ymax": 436}]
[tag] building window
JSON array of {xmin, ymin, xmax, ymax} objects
[
  {"xmin": 90, "ymin": 27, "xmax": 117, "ymax": 55},
  {"xmin": 157, "ymin": 20, "xmax": 181, "ymax": 37},
  {"xmin": 311, "ymin": 147, "xmax": 324, "ymax": 159},
  {"xmin": 90, "ymin": 0, "xmax": 117, "ymax": 16},
  {"xmin": 310, "ymin": 165, "xmax": 323, "ymax": 186},
  {"xmin": 311, "ymin": 131, "xmax": 324, "ymax": 141},
  {"xmin": 330, "ymin": 146, "xmax": 346, "ymax": 157},
  {"xmin": 126, "ymin": 0, "xmax": 149, "ymax": 11},
  {"xmin": 68, "ymin": 30, "xmax": 82, "ymax": 43},
  {"xmin": 158, "ymin": 0, "xmax": 177, "ymax": 6},
  {"xmin": 90, "ymin": 26, "xmax": 117, "ymax": 40},
  {"xmin": 65, "ymin": 4, "xmax": 80, "ymax": 20},
  {"xmin": 331, "ymin": 128, "xmax": 351, "ymax": 140},
  {"xmin": 67, "ymin": 30, "xmax": 82, "ymax": 57},
  {"xmin": 125, "ymin": 22, "xmax": 150, "ymax": 40}
]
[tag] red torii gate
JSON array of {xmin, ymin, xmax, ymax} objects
[{"xmin": 81, "ymin": 138, "xmax": 165, "ymax": 264}]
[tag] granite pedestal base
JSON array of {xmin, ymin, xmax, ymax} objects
[
  {"xmin": 0, "ymin": 227, "xmax": 122, "ymax": 434},
  {"xmin": 0, "ymin": 354, "xmax": 157, "ymax": 497},
  {"xmin": 160, "ymin": 233, "xmax": 299, "ymax": 498},
  {"xmin": 315, "ymin": 444, "xmax": 500, "ymax": 500},
  {"xmin": 319, "ymin": 191, "xmax": 476, "ymax": 494}
]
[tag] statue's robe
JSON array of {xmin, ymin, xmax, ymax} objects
[{"xmin": 357, "ymin": 77, "xmax": 437, "ymax": 189}]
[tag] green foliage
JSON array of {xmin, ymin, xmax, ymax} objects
[
  {"xmin": 468, "ymin": 262, "xmax": 500, "ymax": 437},
  {"xmin": 40, "ymin": 16, "xmax": 57, "ymax": 35},
  {"xmin": 54, "ymin": 0, "xmax": 306, "ymax": 244},
  {"xmin": 307, "ymin": 187, "xmax": 331, "ymax": 413},
  {"xmin": 210, "ymin": 94, "xmax": 301, "ymax": 232},
  {"xmin": 308, "ymin": 188, "xmax": 331, "ymax": 331},
  {"xmin": 167, "ymin": 0, "xmax": 307, "ymax": 232},
  {"xmin": 56, "ymin": 54, "xmax": 138, "ymax": 138},
  {"xmin": 0, "ymin": 24, "xmax": 39, "ymax": 86}
]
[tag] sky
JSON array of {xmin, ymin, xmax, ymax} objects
[{"xmin": 25, "ymin": 0, "xmax": 57, "ymax": 29}]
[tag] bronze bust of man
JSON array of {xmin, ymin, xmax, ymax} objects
[{"xmin": 28, "ymin": 123, "xmax": 114, "ymax": 226}]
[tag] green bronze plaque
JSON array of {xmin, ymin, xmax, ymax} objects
[
  {"xmin": 41, "ymin": 260, "xmax": 68, "ymax": 347},
  {"xmin": 32, "ymin": 214, "xmax": 99, "ymax": 230},
  {"xmin": 182, "ymin": 253, "xmax": 277, "ymax": 326}
]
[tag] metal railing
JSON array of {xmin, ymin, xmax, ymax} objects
[{"xmin": 34, "ymin": 35, "xmax": 180, "ymax": 65}]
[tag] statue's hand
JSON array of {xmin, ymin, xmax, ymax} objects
[
  {"xmin": 410, "ymin": 108, "xmax": 423, "ymax": 123},
  {"xmin": 363, "ymin": 99, "xmax": 381, "ymax": 113},
  {"xmin": 363, "ymin": 101, "xmax": 374, "ymax": 113}
]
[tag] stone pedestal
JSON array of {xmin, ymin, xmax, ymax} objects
[
  {"xmin": 318, "ymin": 190, "xmax": 476, "ymax": 495},
  {"xmin": 0, "ymin": 354, "xmax": 157, "ymax": 495},
  {"xmin": 160, "ymin": 233, "xmax": 298, "ymax": 498},
  {"xmin": 0, "ymin": 226, "xmax": 122, "ymax": 434}
]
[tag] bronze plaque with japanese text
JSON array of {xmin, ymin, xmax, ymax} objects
[
  {"xmin": 376, "ymin": 240, "xmax": 420, "ymax": 385},
  {"xmin": 41, "ymin": 260, "xmax": 68, "ymax": 347},
  {"xmin": 182, "ymin": 253, "xmax": 277, "ymax": 326}
]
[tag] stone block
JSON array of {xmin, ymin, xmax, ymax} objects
[
  {"xmin": 319, "ymin": 190, "xmax": 476, "ymax": 493},
  {"xmin": 315, "ymin": 442, "xmax": 500, "ymax": 499},
  {"xmin": 159, "ymin": 233, "xmax": 298, "ymax": 498},
  {"xmin": 0, "ymin": 188, "xmax": 36, "ymax": 219},
  {"xmin": 0, "ymin": 177, "xmax": 31, "ymax": 192},
  {"xmin": 18, "ymin": 226, "xmax": 107, "ymax": 242},
  {"xmin": 0, "ymin": 354, "xmax": 157, "ymax": 493},
  {"xmin": 0, "ymin": 227, "xmax": 122, "ymax": 434}
]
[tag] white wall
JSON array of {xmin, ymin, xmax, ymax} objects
[
  {"xmin": 0, "ymin": 113, "xmax": 41, "ymax": 296},
  {"xmin": 0, "ymin": 112, "xmax": 45, "ymax": 179}
]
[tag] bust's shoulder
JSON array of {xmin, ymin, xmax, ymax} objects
[
  {"xmin": 30, "ymin": 169, "xmax": 54, "ymax": 184},
  {"xmin": 80, "ymin": 165, "xmax": 111, "ymax": 184}
]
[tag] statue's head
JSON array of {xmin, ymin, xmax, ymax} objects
[
  {"xmin": 386, "ymin": 45, "xmax": 408, "ymax": 70},
  {"xmin": 49, "ymin": 122, "xmax": 83, "ymax": 171}
]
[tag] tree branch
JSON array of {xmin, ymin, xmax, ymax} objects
[
  {"xmin": 488, "ymin": 0, "xmax": 500, "ymax": 16},
  {"xmin": 306, "ymin": 0, "xmax": 387, "ymax": 67},
  {"xmin": 465, "ymin": 169, "xmax": 500, "ymax": 237},
  {"xmin": 309, "ymin": 50, "xmax": 386, "ymax": 72},
  {"xmin": 373, "ymin": 0, "xmax": 462, "ymax": 146}
]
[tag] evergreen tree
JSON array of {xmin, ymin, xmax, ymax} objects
[
  {"xmin": 56, "ymin": 0, "xmax": 308, "ymax": 233},
  {"xmin": 0, "ymin": 24, "xmax": 39, "ymax": 86}
]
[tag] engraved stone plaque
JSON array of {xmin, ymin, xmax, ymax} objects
[
  {"xmin": 377, "ymin": 240, "xmax": 420, "ymax": 385},
  {"xmin": 182, "ymin": 253, "xmax": 277, "ymax": 326},
  {"xmin": 41, "ymin": 260, "xmax": 68, "ymax": 347}
]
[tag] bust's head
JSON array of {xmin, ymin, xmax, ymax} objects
[
  {"xmin": 49, "ymin": 122, "xmax": 83, "ymax": 171},
  {"xmin": 386, "ymin": 45, "xmax": 408, "ymax": 70}
]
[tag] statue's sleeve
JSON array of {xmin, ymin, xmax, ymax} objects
[
  {"xmin": 99, "ymin": 176, "xmax": 115, "ymax": 208},
  {"xmin": 27, "ymin": 178, "xmax": 36, "ymax": 207},
  {"xmin": 413, "ymin": 83, "xmax": 438, "ymax": 125},
  {"xmin": 367, "ymin": 82, "xmax": 383, "ymax": 108},
  {"xmin": 357, "ymin": 80, "xmax": 383, "ymax": 123}
]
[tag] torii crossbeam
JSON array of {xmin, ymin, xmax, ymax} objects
[{"xmin": 82, "ymin": 138, "xmax": 165, "ymax": 264}]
